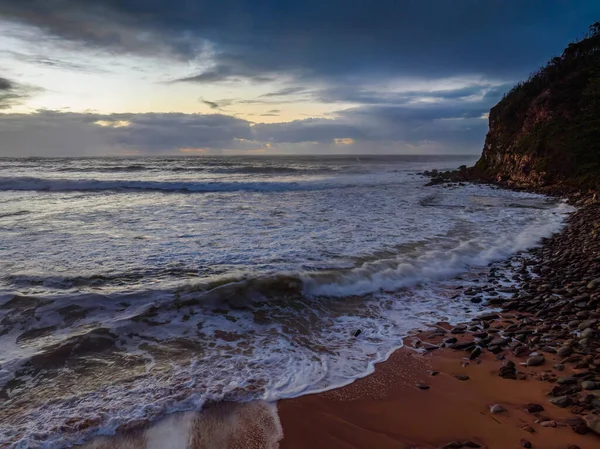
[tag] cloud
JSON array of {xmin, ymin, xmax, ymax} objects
[
  {"xmin": 0, "ymin": 76, "xmax": 42, "ymax": 109},
  {"xmin": 260, "ymin": 87, "xmax": 307, "ymax": 98},
  {"xmin": 175, "ymin": 64, "xmax": 274, "ymax": 84},
  {"xmin": 0, "ymin": 111, "xmax": 253, "ymax": 156},
  {"xmin": 0, "ymin": 0, "xmax": 597, "ymax": 84},
  {"xmin": 4, "ymin": 50, "xmax": 108, "ymax": 73},
  {"xmin": 199, "ymin": 98, "xmax": 221, "ymax": 110},
  {"xmin": 0, "ymin": 100, "xmax": 489, "ymax": 156}
]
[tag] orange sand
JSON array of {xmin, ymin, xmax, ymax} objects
[{"xmin": 278, "ymin": 339, "xmax": 597, "ymax": 449}]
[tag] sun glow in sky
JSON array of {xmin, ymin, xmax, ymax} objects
[{"xmin": 0, "ymin": 1, "xmax": 597, "ymax": 156}]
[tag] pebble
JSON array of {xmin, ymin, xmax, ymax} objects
[
  {"xmin": 557, "ymin": 346, "xmax": 572, "ymax": 357},
  {"xmin": 584, "ymin": 413, "xmax": 600, "ymax": 435},
  {"xmin": 578, "ymin": 319, "xmax": 597, "ymax": 331},
  {"xmin": 582, "ymin": 380, "xmax": 600, "ymax": 390},
  {"xmin": 469, "ymin": 347, "xmax": 482, "ymax": 360},
  {"xmin": 454, "ymin": 374, "xmax": 470, "ymax": 381},
  {"xmin": 490, "ymin": 404, "xmax": 506, "ymax": 414},
  {"xmin": 526, "ymin": 355, "xmax": 545, "ymax": 366},
  {"xmin": 549, "ymin": 396, "xmax": 572, "ymax": 408},
  {"xmin": 581, "ymin": 327, "xmax": 595, "ymax": 339},
  {"xmin": 524, "ymin": 403, "xmax": 544, "ymax": 413}
]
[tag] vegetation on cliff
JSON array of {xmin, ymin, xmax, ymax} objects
[{"xmin": 472, "ymin": 22, "xmax": 600, "ymax": 191}]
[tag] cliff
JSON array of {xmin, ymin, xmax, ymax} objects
[{"xmin": 470, "ymin": 22, "xmax": 600, "ymax": 193}]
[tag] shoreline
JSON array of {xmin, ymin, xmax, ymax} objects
[
  {"xmin": 279, "ymin": 197, "xmax": 600, "ymax": 448},
  {"xmin": 81, "ymin": 193, "xmax": 600, "ymax": 448}
]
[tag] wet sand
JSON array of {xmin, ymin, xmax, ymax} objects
[{"xmin": 279, "ymin": 330, "xmax": 598, "ymax": 449}]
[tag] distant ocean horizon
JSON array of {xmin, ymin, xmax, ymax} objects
[{"xmin": 0, "ymin": 155, "xmax": 571, "ymax": 447}]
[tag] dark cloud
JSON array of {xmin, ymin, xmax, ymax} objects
[
  {"xmin": 0, "ymin": 76, "xmax": 42, "ymax": 109},
  {"xmin": 0, "ymin": 77, "xmax": 12, "ymax": 90},
  {"xmin": 0, "ymin": 0, "xmax": 597, "ymax": 82}
]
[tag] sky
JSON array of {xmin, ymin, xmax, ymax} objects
[{"xmin": 0, "ymin": 1, "xmax": 598, "ymax": 157}]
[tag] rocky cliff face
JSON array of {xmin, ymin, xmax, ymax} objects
[{"xmin": 471, "ymin": 23, "xmax": 600, "ymax": 192}]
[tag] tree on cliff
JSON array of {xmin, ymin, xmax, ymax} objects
[{"xmin": 473, "ymin": 22, "xmax": 600, "ymax": 190}]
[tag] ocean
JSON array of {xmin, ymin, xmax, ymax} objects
[{"xmin": 0, "ymin": 155, "xmax": 572, "ymax": 448}]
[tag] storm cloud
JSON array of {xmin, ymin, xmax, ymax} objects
[{"xmin": 1, "ymin": 0, "xmax": 597, "ymax": 81}]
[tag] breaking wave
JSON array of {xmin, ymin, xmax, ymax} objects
[{"xmin": 0, "ymin": 176, "xmax": 398, "ymax": 193}]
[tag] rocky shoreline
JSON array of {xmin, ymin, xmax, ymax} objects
[{"xmin": 410, "ymin": 193, "xmax": 600, "ymax": 446}]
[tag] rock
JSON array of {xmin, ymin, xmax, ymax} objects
[
  {"xmin": 454, "ymin": 374, "xmax": 470, "ymax": 381},
  {"xmin": 417, "ymin": 383, "xmax": 430, "ymax": 390},
  {"xmin": 489, "ymin": 337, "xmax": 507, "ymax": 346},
  {"xmin": 581, "ymin": 327, "xmax": 595, "ymax": 339},
  {"xmin": 490, "ymin": 404, "xmax": 506, "ymax": 414},
  {"xmin": 521, "ymin": 426, "xmax": 535, "ymax": 433},
  {"xmin": 514, "ymin": 345, "xmax": 530, "ymax": 356},
  {"xmin": 444, "ymin": 337, "xmax": 458, "ymax": 344},
  {"xmin": 557, "ymin": 376, "xmax": 578, "ymax": 385},
  {"xmin": 557, "ymin": 346, "xmax": 572, "ymax": 357},
  {"xmin": 489, "ymin": 345, "xmax": 503, "ymax": 354},
  {"xmin": 578, "ymin": 319, "xmax": 597, "ymax": 331},
  {"xmin": 567, "ymin": 446, "xmax": 581, "ymax": 449},
  {"xmin": 353, "ymin": 329, "xmax": 362, "ymax": 337},
  {"xmin": 499, "ymin": 361, "xmax": 517, "ymax": 379},
  {"xmin": 520, "ymin": 439, "xmax": 532, "ymax": 448},
  {"xmin": 479, "ymin": 313, "xmax": 499, "ymax": 321},
  {"xmin": 549, "ymin": 395, "xmax": 572, "ymax": 407},
  {"xmin": 584, "ymin": 413, "xmax": 600, "ymax": 435},
  {"xmin": 540, "ymin": 420, "xmax": 556, "ymax": 427},
  {"xmin": 554, "ymin": 363, "xmax": 565, "ymax": 371},
  {"xmin": 524, "ymin": 403, "xmax": 544, "ymax": 413},
  {"xmin": 469, "ymin": 347, "xmax": 482, "ymax": 360},
  {"xmin": 448, "ymin": 342, "xmax": 475, "ymax": 351},
  {"xmin": 582, "ymin": 381, "xmax": 600, "ymax": 390},
  {"xmin": 526, "ymin": 355, "xmax": 545, "ymax": 366}
]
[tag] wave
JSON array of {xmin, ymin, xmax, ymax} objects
[{"xmin": 0, "ymin": 176, "xmax": 392, "ymax": 193}]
